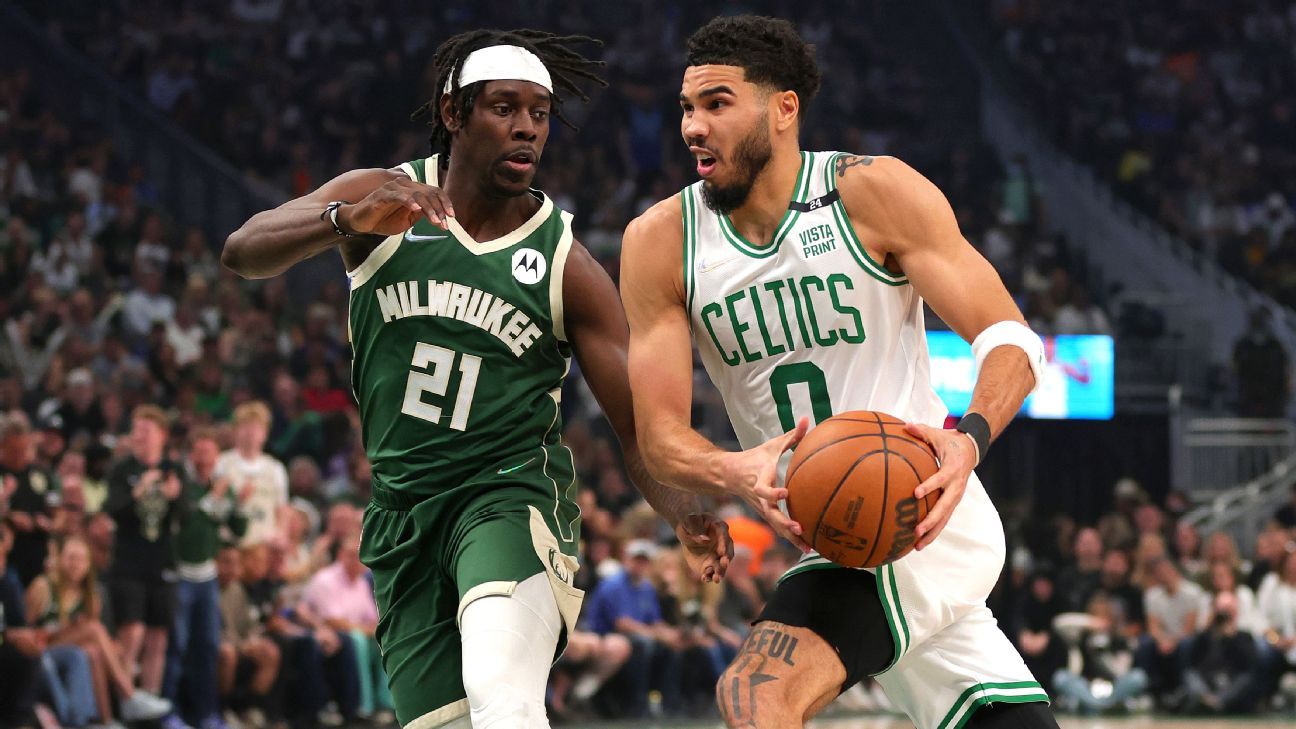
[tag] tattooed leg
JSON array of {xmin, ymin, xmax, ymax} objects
[{"xmin": 715, "ymin": 621, "xmax": 843, "ymax": 728}]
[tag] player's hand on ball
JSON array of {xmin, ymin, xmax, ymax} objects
[
  {"xmin": 676, "ymin": 512, "xmax": 734, "ymax": 584},
  {"xmin": 338, "ymin": 177, "xmax": 456, "ymax": 235},
  {"xmin": 724, "ymin": 417, "xmax": 811, "ymax": 553},
  {"xmin": 903, "ymin": 423, "xmax": 978, "ymax": 550}
]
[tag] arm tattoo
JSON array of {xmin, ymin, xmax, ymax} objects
[
  {"xmin": 836, "ymin": 154, "xmax": 874, "ymax": 177},
  {"xmin": 624, "ymin": 451, "xmax": 704, "ymax": 527}
]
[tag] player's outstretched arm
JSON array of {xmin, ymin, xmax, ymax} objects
[
  {"xmin": 562, "ymin": 240, "xmax": 733, "ymax": 582},
  {"xmin": 222, "ymin": 168, "xmax": 455, "ymax": 279},
  {"xmin": 837, "ymin": 157, "xmax": 1039, "ymax": 548},
  {"xmin": 620, "ymin": 198, "xmax": 810, "ymax": 551}
]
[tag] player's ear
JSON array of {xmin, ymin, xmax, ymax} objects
[
  {"xmin": 773, "ymin": 90, "xmax": 799, "ymax": 133},
  {"xmin": 440, "ymin": 92, "xmax": 462, "ymax": 133}
]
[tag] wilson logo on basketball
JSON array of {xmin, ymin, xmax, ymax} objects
[{"xmin": 883, "ymin": 497, "xmax": 921, "ymax": 564}]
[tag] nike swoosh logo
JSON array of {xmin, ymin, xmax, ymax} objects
[
  {"xmin": 698, "ymin": 256, "xmax": 739, "ymax": 274},
  {"xmin": 405, "ymin": 232, "xmax": 448, "ymax": 242},
  {"xmin": 497, "ymin": 457, "xmax": 536, "ymax": 475}
]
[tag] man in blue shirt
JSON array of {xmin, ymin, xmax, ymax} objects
[{"xmin": 585, "ymin": 540, "xmax": 683, "ymax": 717}]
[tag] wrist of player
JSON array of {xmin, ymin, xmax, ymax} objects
[{"xmin": 955, "ymin": 412, "xmax": 991, "ymax": 466}]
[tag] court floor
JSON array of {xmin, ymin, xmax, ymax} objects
[{"xmin": 570, "ymin": 713, "xmax": 1296, "ymax": 729}]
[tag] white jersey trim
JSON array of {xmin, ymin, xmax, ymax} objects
[
  {"xmin": 549, "ymin": 210, "xmax": 574, "ymax": 342},
  {"xmin": 428, "ymin": 154, "xmax": 555, "ymax": 256}
]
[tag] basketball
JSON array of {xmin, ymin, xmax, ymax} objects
[{"xmin": 785, "ymin": 411, "xmax": 940, "ymax": 568}]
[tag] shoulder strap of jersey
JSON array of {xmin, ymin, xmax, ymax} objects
[
  {"xmin": 822, "ymin": 151, "xmax": 909, "ymax": 286},
  {"xmin": 397, "ymin": 155, "xmax": 438, "ymax": 184},
  {"xmin": 680, "ymin": 185, "xmax": 701, "ymax": 323}
]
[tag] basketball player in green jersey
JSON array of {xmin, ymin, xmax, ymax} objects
[
  {"xmin": 223, "ymin": 29, "xmax": 732, "ymax": 729},
  {"xmin": 621, "ymin": 15, "xmax": 1060, "ymax": 729}
]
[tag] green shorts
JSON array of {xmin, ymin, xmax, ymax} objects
[{"xmin": 359, "ymin": 445, "xmax": 583, "ymax": 728}]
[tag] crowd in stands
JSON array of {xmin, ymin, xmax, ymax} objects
[
  {"xmin": 12, "ymin": 1, "xmax": 1278, "ymax": 728},
  {"xmin": 18, "ymin": 0, "xmax": 1112, "ymax": 338},
  {"xmin": 990, "ymin": 0, "xmax": 1296, "ymax": 308},
  {"xmin": 999, "ymin": 480, "xmax": 1296, "ymax": 717}
]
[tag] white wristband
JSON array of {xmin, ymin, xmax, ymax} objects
[{"xmin": 970, "ymin": 321, "xmax": 1045, "ymax": 394}]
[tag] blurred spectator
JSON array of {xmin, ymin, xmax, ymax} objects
[
  {"xmin": 1057, "ymin": 527, "xmax": 1105, "ymax": 611},
  {"xmin": 164, "ymin": 428, "xmax": 250, "ymax": 729},
  {"xmin": 26, "ymin": 535, "xmax": 171, "ymax": 724},
  {"xmin": 1182, "ymin": 592, "xmax": 1266, "ymax": 713},
  {"xmin": 1053, "ymin": 284, "xmax": 1110, "ymax": 335},
  {"xmin": 1137, "ymin": 556, "xmax": 1206, "ymax": 703},
  {"xmin": 0, "ymin": 521, "xmax": 44, "ymax": 727},
  {"xmin": 50, "ymin": 368, "xmax": 106, "ymax": 446},
  {"xmin": 1206, "ymin": 561, "xmax": 1267, "ymax": 638},
  {"xmin": 547, "ymin": 629, "xmax": 632, "ymax": 719},
  {"xmin": 301, "ymin": 531, "xmax": 393, "ymax": 723},
  {"xmin": 267, "ymin": 374, "xmax": 326, "ymax": 478},
  {"xmin": 216, "ymin": 546, "xmax": 281, "ymax": 727},
  {"xmin": 1258, "ymin": 550, "xmax": 1296, "ymax": 689},
  {"xmin": 122, "ymin": 265, "xmax": 176, "ymax": 342},
  {"xmin": 1173, "ymin": 521, "xmax": 1205, "ymax": 585},
  {"xmin": 216, "ymin": 402, "xmax": 288, "ymax": 546},
  {"xmin": 241, "ymin": 542, "xmax": 357, "ymax": 726},
  {"xmin": 1, "ymin": 410, "xmax": 59, "ymax": 586},
  {"xmin": 585, "ymin": 539, "xmax": 683, "ymax": 717},
  {"xmin": 1233, "ymin": 308, "xmax": 1290, "ymax": 418},
  {"xmin": 1202, "ymin": 531, "xmax": 1250, "ymax": 583},
  {"xmin": 1016, "ymin": 567, "xmax": 1068, "ymax": 695},
  {"xmin": 1249, "ymin": 527, "xmax": 1291, "ymax": 591},
  {"xmin": 1051, "ymin": 593, "xmax": 1147, "ymax": 713},
  {"xmin": 104, "ymin": 405, "xmax": 183, "ymax": 702}
]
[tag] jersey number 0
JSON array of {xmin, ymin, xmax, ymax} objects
[{"xmin": 770, "ymin": 362, "xmax": 833, "ymax": 432}]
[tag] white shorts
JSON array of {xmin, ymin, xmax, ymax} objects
[{"xmin": 782, "ymin": 473, "xmax": 1048, "ymax": 729}]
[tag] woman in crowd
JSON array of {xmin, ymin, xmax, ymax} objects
[{"xmin": 26, "ymin": 536, "xmax": 171, "ymax": 726}]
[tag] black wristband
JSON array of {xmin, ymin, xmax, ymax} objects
[
  {"xmin": 321, "ymin": 200, "xmax": 356, "ymax": 238},
  {"xmin": 955, "ymin": 412, "xmax": 991, "ymax": 465}
]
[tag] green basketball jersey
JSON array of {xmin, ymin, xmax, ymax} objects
[{"xmin": 348, "ymin": 154, "xmax": 574, "ymax": 495}]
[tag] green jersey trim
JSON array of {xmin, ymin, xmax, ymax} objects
[
  {"xmin": 549, "ymin": 210, "xmax": 575, "ymax": 342},
  {"xmin": 682, "ymin": 189, "xmax": 699, "ymax": 320},
  {"xmin": 425, "ymin": 154, "xmax": 556, "ymax": 256},
  {"xmin": 876, "ymin": 563, "xmax": 911, "ymax": 671},
  {"xmin": 937, "ymin": 682, "xmax": 1049, "ymax": 729},
  {"xmin": 824, "ymin": 153, "xmax": 909, "ymax": 286},
  {"xmin": 717, "ymin": 151, "xmax": 812, "ymax": 258}
]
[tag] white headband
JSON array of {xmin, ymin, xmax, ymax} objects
[{"xmin": 445, "ymin": 45, "xmax": 553, "ymax": 94}]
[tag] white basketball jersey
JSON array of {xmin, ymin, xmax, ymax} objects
[
  {"xmin": 683, "ymin": 153, "xmax": 1045, "ymax": 724},
  {"xmin": 684, "ymin": 151, "xmax": 949, "ymax": 449}
]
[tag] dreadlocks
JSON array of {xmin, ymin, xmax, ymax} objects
[{"xmin": 411, "ymin": 29, "xmax": 607, "ymax": 156}]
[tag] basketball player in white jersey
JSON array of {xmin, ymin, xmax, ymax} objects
[{"xmin": 621, "ymin": 15, "xmax": 1060, "ymax": 729}]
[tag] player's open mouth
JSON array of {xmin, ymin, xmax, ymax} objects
[
  {"xmin": 503, "ymin": 149, "xmax": 536, "ymax": 173},
  {"xmin": 691, "ymin": 146, "xmax": 718, "ymax": 177}
]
